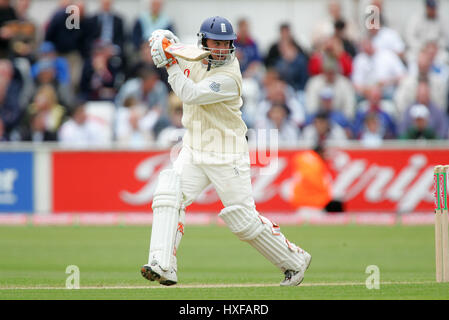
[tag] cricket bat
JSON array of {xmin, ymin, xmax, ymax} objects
[{"xmin": 165, "ymin": 43, "xmax": 210, "ymax": 61}]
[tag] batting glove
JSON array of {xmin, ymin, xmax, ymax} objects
[
  {"xmin": 149, "ymin": 29, "xmax": 179, "ymax": 48},
  {"xmin": 151, "ymin": 37, "xmax": 177, "ymax": 68}
]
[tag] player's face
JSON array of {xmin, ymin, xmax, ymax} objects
[{"xmin": 205, "ymin": 39, "xmax": 231, "ymax": 61}]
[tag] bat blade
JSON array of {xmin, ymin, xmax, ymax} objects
[{"xmin": 165, "ymin": 43, "xmax": 210, "ymax": 61}]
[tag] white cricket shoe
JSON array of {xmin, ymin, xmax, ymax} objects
[
  {"xmin": 141, "ymin": 261, "xmax": 178, "ymax": 286},
  {"xmin": 280, "ymin": 251, "xmax": 312, "ymax": 286}
]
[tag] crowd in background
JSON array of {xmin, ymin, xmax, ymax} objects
[{"xmin": 0, "ymin": 0, "xmax": 448, "ymax": 148}]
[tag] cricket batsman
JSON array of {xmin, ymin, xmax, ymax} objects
[{"xmin": 141, "ymin": 16, "xmax": 311, "ymax": 286}]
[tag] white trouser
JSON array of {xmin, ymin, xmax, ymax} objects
[
  {"xmin": 148, "ymin": 146, "xmax": 253, "ymax": 271},
  {"xmin": 173, "ymin": 145, "xmax": 256, "ymax": 211},
  {"xmin": 166, "ymin": 146, "xmax": 306, "ymax": 273}
]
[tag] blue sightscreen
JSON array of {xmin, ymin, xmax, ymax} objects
[{"xmin": 0, "ymin": 152, "xmax": 33, "ymax": 213}]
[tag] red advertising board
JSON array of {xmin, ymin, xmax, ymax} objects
[
  {"xmin": 52, "ymin": 148, "xmax": 447, "ymax": 213},
  {"xmin": 327, "ymin": 149, "xmax": 445, "ymax": 212}
]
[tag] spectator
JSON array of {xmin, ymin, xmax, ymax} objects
[
  {"xmin": 20, "ymin": 84, "xmax": 65, "ymax": 139},
  {"xmin": 275, "ymin": 38, "xmax": 308, "ymax": 92},
  {"xmin": 352, "ymin": 85, "xmax": 397, "ymax": 139},
  {"xmin": 399, "ymin": 81, "xmax": 448, "ymax": 139},
  {"xmin": 305, "ymin": 86, "xmax": 352, "ymax": 138},
  {"xmin": 9, "ymin": 0, "xmax": 37, "ymax": 60},
  {"xmin": 31, "ymin": 41, "xmax": 70, "ymax": 86},
  {"xmin": 115, "ymin": 65, "xmax": 168, "ymax": 137},
  {"xmin": 79, "ymin": 40, "xmax": 123, "ymax": 101},
  {"xmin": 367, "ymin": 20, "xmax": 406, "ymax": 61},
  {"xmin": 45, "ymin": 0, "xmax": 92, "ymax": 90},
  {"xmin": 405, "ymin": 0, "xmax": 448, "ymax": 63},
  {"xmin": 1, "ymin": 0, "xmax": 34, "ymax": 109},
  {"xmin": 12, "ymin": 15, "xmax": 40, "ymax": 109},
  {"xmin": 0, "ymin": 59, "xmax": 23, "ymax": 139},
  {"xmin": 116, "ymin": 99, "xmax": 153, "ymax": 148},
  {"xmin": 157, "ymin": 93, "xmax": 185, "ymax": 148},
  {"xmin": 0, "ymin": 0, "xmax": 17, "ymax": 58},
  {"xmin": 234, "ymin": 18, "xmax": 263, "ymax": 78},
  {"xmin": 0, "ymin": 0, "xmax": 37, "ymax": 60},
  {"xmin": 115, "ymin": 64, "xmax": 167, "ymax": 110},
  {"xmin": 20, "ymin": 110, "xmax": 58, "ymax": 142},
  {"xmin": 31, "ymin": 57, "xmax": 74, "ymax": 109},
  {"xmin": 261, "ymin": 67, "xmax": 281, "ymax": 91},
  {"xmin": 334, "ymin": 19, "xmax": 357, "ymax": 58},
  {"xmin": 424, "ymin": 41, "xmax": 449, "ymax": 85},
  {"xmin": 240, "ymin": 67, "xmax": 283, "ymax": 129},
  {"xmin": 240, "ymin": 75, "xmax": 260, "ymax": 129},
  {"xmin": 265, "ymin": 22, "xmax": 307, "ymax": 68},
  {"xmin": 132, "ymin": 0, "xmax": 174, "ymax": 50},
  {"xmin": 115, "ymin": 65, "xmax": 168, "ymax": 106},
  {"xmin": 301, "ymin": 110, "xmax": 347, "ymax": 147},
  {"xmin": 90, "ymin": 0, "xmax": 125, "ymax": 50},
  {"xmin": 359, "ymin": 112, "xmax": 385, "ymax": 147},
  {"xmin": 308, "ymin": 35, "xmax": 352, "ymax": 78},
  {"xmin": 89, "ymin": 0, "xmax": 126, "ymax": 85},
  {"xmin": 394, "ymin": 47, "xmax": 447, "ymax": 115},
  {"xmin": 400, "ymin": 103, "xmax": 437, "ymax": 140},
  {"xmin": 58, "ymin": 100, "xmax": 110, "ymax": 147},
  {"xmin": 311, "ymin": 0, "xmax": 358, "ymax": 49},
  {"xmin": 234, "ymin": 18, "xmax": 262, "ymax": 78},
  {"xmin": 255, "ymin": 102, "xmax": 300, "ymax": 144},
  {"xmin": 305, "ymin": 55, "xmax": 355, "ymax": 119},
  {"xmin": 256, "ymin": 78, "xmax": 305, "ymax": 130},
  {"xmin": 351, "ymin": 37, "xmax": 406, "ymax": 100},
  {"xmin": 360, "ymin": 86, "xmax": 399, "ymax": 123}
]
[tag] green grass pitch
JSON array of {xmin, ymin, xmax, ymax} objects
[{"xmin": 0, "ymin": 224, "xmax": 448, "ymax": 300}]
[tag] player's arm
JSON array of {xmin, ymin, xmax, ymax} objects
[
  {"xmin": 166, "ymin": 64, "xmax": 239, "ymax": 105},
  {"xmin": 149, "ymin": 31, "xmax": 239, "ymax": 105}
]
